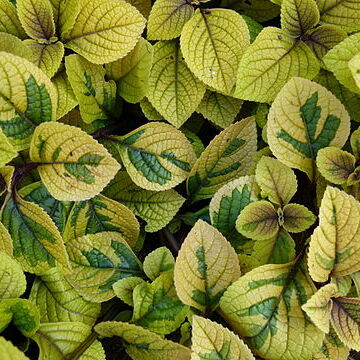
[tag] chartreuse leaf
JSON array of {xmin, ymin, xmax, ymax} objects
[
  {"xmin": 196, "ymin": 90, "xmax": 243, "ymax": 129},
  {"xmin": 0, "ymin": 0, "xmax": 27, "ymax": 39},
  {"xmin": 1, "ymin": 193, "xmax": 70, "ymax": 275},
  {"xmin": 351, "ymin": 128, "xmax": 360, "ymax": 160},
  {"xmin": 62, "ymin": 194, "xmax": 139, "ymax": 248},
  {"xmin": 115, "ymin": 122, "xmax": 196, "ymax": 191},
  {"xmin": 267, "ymin": 77, "xmax": 350, "ymax": 180},
  {"xmin": 104, "ymin": 171, "xmax": 185, "ymax": 232},
  {"xmin": 61, "ymin": 0, "xmax": 146, "ymax": 64},
  {"xmin": 113, "ymin": 277, "xmax": 145, "ymax": 306},
  {"xmin": 0, "ymin": 52, "xmax": 57, "ymax": 151},
  {"xmin": 174, "ymin": 220, "xmax": 240, "ymax": 313},
  {"xmin": 143, "ymin": 247, "xmax": 175, "ymax": 280},
  {"xmin": 281, "ymin": 0, "xmax": 319, "ymax": 37},
  {"xmin": 140, "ymin": 98, "xmax": 164, "ymax": 121},
  {"xmin": 331, "ymin": 276, "xmax": 352, "ymax": 297},
  {"xmin": 29, "ymin": 122, "xmax": 120, "ymax": 201},
  {"xmin": 181, "ymin": 128, "xmax": 205, "ymax": 158},
  {"xmin": 308, "ymin": 186, "xmax": 360, "ymax": 282},
  {"xmin": 65, "ymin": 231, "xmax": 143, "ymax": 302},
  {"xmin": 234, "ymin": 27, "xmax": 319, "ymax": 103},
  {"xmin": 0, "ymin": 337, "xmax": 31, "ymax": 360},
  {"xmin": 282, "ymin": 203, "xmax": 315, "ymax": 233},
  {"xmin": 65, "ymin": 54, "xmax": 117, "ymax": 124},
  {"xmin": 181, "ymin": 8, "xmax": 250, "ymax": 94},
  {"xmin": 126, "ymin": 0, "xmax": 151, "ymax": 18},
  {"xmin": 323, "ymin": 32, "xmax": 360, "ymax": 94},
  {"xmin": 331, "ymin": 297, "xmax": 360, "ymax": 350},
  {"xmin": 0, "ymin": 129, "xmax": 17, "ymax": 168},
  {"xmin": 132, "ymin": 271, "xmax": 188, "ymax": 334},
  {"xmin": 95, "ymin": 321, "xmax": 191, "ymax": 360},
  {"xmin": 0, "ymin": 167, "xmax": 14, "ymax": 201},
  {"xmin": 302, "ymin": 283, "xmax": 338, "ymax": 333},
  {"xmin": 192, "ymin": 315, "xmax": 255, "ymax": 360},
  {"xmin": 0, "ymin": 33, "xmax": 32, "ymax": 59},
  {"xmin": 25, "ymin": 41, "xmax": 64, "ymax": 78},
  {"xmin": 0, "ymin": 298, "xmax": 40, "ymax": 336},
  {"xmin": 147, "ymin": 0, "xmax": 194, "ymax": 40},
  {"xmin": 29, "ymin": 267, "xmax": 100, "ymax": 325},
  {"xmin": 32, "ymin": 322, "xmax": 105, "ymax": 360},
  {"xmin": 17, "ymin": 0, "xmax": 55, "ymax": 40},
  {"xmin": 317, "ymin": 0, "xmax": 360, "ymax": 33},
  {"xmin": 349, "ymin": 53, "xmax": 360, "ymax": 91},
  {"xmin": 256, "ymin": 156, "xmax": 297, "ymax": 206},
  {"xmin": 187, "ymin": 117, "xmax": 257, "ymax": 202},
  {"xmin": 0, "ymin": 252, "xmax": 26, "ymax": 299},
  {"xmin": 147, "ymin": 40, "xmax": 205, "ymax": 128},
  {"xmin": 220, "ymin": 262, "xmax": 324, "ymax": 360},
  {"xmin": 106, "ymin": 38, "xmax": 153, "ymax": 104}
]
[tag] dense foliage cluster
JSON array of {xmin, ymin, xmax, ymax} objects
[{"xmin": 0, "ymin": 0, "xmax": 360, "ymax": 359}]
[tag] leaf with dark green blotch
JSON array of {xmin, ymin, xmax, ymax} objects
[
  {"xmin": 111, "ymin": 240, "xmax": 142, "ymax": 273},
  {"xmin": 84, "ymin": 72, "xmax": 96, "ymax": 97},
  {"xmin": 83, "ymin": 248, "xmax": 114, "ymax": 268},
  {"xmin": 160, "ymin": 152, "xmax": 191, "ymax": 171},
  {"xmin": 197, "ymin": 340, "xmax": 231, "ymax": 359},
  {"xmin": 208, "ymin": 162, "xmax": 242, "ymax": 178},
  {"xmin": 222, "ymin": 139, "xmax": 246, "ymax": 157},
  {"xmin": 196, "ymin": 246, "xmax": 207, "ymax": 280},
  {"xmin": 52, "ymin": 147, "xmax": 62, "ymax": 162},
  {"xmin": 122, "ymin": 129, "xmax": 146, "ymax": 145}
]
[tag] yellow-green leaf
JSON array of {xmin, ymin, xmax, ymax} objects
[
  {"xmin": 220, "ymin": 262, "xmax": 325, "ymax": 360},
  {"xmin": 0, "ymin": 252, "xmax": 26, "ymax": 299},
  {"xmin": 126, "ymin": 0, "xmax": 151, "ymax": 18},
  {"xmin": 174, "ymin": 220, "xmax": 240, "ymax": 313},
  {"xmin": 349, "ymin": 53, "xmax": 360, "ymax": 91},
  {"xmin": 106, "ymin": 38, "xmax": 153, "ymax": 104},
  {"xmin": 143, "ymin": 247, "xmax": 175, "ymax": 281},
  {"xmin": 147, "ymin": 40, "xmax": 206, "ymax": 128},
  {"xmin": 140, "ymin": 98, "xmax": 164, "ymax": 121},
  {"xmin": 0, "ymin": 32, "xmax": 32, "ymax": 59},
  {"xmin": 29, "ymin": 122, "xmax": 120, "ymax": 201},
  {"xmin": 267, "ymin": 77, "xmax": 350, "ymax": 180},
  {"xmin": 181, "ymin": 8, "xmax": 250, "ymax": 94},
  {"xmin": 0, "ymin": 337, "xmax": 30, "ymax": 360},
  {"xmin": 0, "ymin": 221, "xmax": 13, "ymax": 255},
  {"xmin": 282, "ymin": 203, "xmax": 316, "ymax": 233},
  {"xmin": 308, "ymin": 186, "xmax": 360, "ymax": 282},
  {"xmin": 113, "ymin": 277, "xmax": 145, "ymax": 306},
  {"xmin": 196, "ymin": 90, "xmax": 243, "ymax": 129},
  {"xmin": 187, "ymin": 117, "xmax": 257, "ymax": 202},
  {"xmin": 351, "ymin": 128, "xmax": 360, "ymax": 160},
  {"xmin": 61, "ymin": 0, "xmax": 146, "ymax": 64},
  {"xmin": 147, "ymin": 0, "xmax": 194, "ymax": 40},
  {"xmin": 65, "ymin": 231, "xmax": 143, "ymax": 302},
  {"xmin": 0, "ymin": 0, "xmax": 27, "ymax": 39},
  {"xmin": 0, "ymin": 52, "xmax": 57, "ymax": 151},
  {"xmin": 0, "ymin": 129, "xmax": 17, "ymax": 168},
  {"xmin": 95, "ymin": 321, "xmax": 191, "ymax": 360},
  {"xmin": 234, "ymin": 27, "xmax": 320, "ymax": 103},
  {"xmin": 331, "ymin": 276, "xmax": 352, "ymax": 297}
]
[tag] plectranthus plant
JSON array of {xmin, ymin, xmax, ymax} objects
[{"xmin": 1, "ymin": 0, "xmax": 360, "ymax": 359}]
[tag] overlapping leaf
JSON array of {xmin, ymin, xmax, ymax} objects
[
  {"xmin": 143, "ymin": 247, "xmax": 175, "ymax": 280},
  {"xmin": 48, "ymin": 0, "xmax": 80, "ymax": 37},
  {"xmin": 0, "ymin": 0, "xmax": 27, "ymax": 39},
  {"xmin": 0, "ymin": 337, "xmax": 31, "ymax": 360}
]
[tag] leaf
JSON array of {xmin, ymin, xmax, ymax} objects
[
  {"xmin": 0, "ymin": 252, "xmax": 26, "ymax": 299},
  {"xmin": 113, "ymin": 277, "xmax": 145, "ymax": 306},
  {"xmin": 0, "ymin": 337, "xmax": 31, "ymax": 360},
  {"xmin": 174, "ymin": 220, "xmax": 240, "ymax": 313},
  {"xmin": 282, "ymin": 203, "xmax": 315, "ymax": 233},
  {"xmin": 143, "ymin": 247, "xmax": 175, "ymax": 281},
  {"xmin": 181, "ymin": 128, "xmax": 205, "ymax": 158},
  {"xmin": 308, "ymin": 186, "xmax": 360, "ymax": 282},
  {"xmin": 25, "ymin": 41, "xmax": 64, "ymax": 78},
  {"xmin": 1, "ymin": 193, "xmax": 70, "ymax": 275},
  {"xmin": 104, "ymin": 171, "xmax": 185, "ymax": 232},
  {"xmin": 65, "ymin": 231, "xmax": 143, "ymax": 302},
  {"xmin": 0, "ymin": 129, "xmax": 17, "ymax": 168},
  {"xmin": 29, "ymin": 122, "xmax": 120, "ymax": 201},
  {"xmin": 323, "ymin": 32, "xmax": 360, "ymax": 94},
  {"xmin": 95, "ymin": 321, "xmax": 191, "ymax": 360},
  {"xmin": 140, "ymin": 98, "xmax": 165, "ymax": 121},
  {"xmin": 0, "ymin": 0, "xmax": 27, "ymax": 39},
  {"xmin": 65, "ymin": 54, "xmax": 117, "ymax": 124},
  {"xmin": 114, "ymin": 122, "xmax": 196, "ymax": 191},
  {"xmin": 17, "ymin": 0, "xmax": 55, "ymax": 40},
  {"xmin": 0, "ymin": 167, "xmax": 14, "ymax": 201},
  {"xmin": 32, "ymin": 322, "xmax": 105, "ymax": 360},
  {"xmin": 0, "ymin": 52, "xmax": 57, "ymax": 151},
  {"xmin": 147, "ymin": 40, "xmax": 206, "ymax": 128},
  {"xmin": 181, "ymin": 8, "xmax": 250, "ymax": 94},
  {"xmin": 267, "ymin": 77, "xmax": 350, "ymax": 180},
  {"xmin": 62, "ymin": 194, "xmax": 139, "ymax": 248},
  {"xmin": 349, "ymin": 53, "xmax": 360, "ymax": 91},
  {"xmin": 61, "ymin": 0, "xmax": 146, "ymax": 64},
  {"xmin": 281, "ymin": 0, "xmax": 319, "ymax": 37},
  {"xmin": 106, "ymin": 38, "xmax": 153, "ymax": 104},
  {"xmin": 196, "ymin": 90, "xmax": 243, "ymax": 129},
  {"xmin": 302, "ymin": 283, "xmax": 338, "ymax": 333},
  {"xmin": 317, "ymin": 0, "xmax": 360, "ymax": 33},
  {"xmin": 147, "ymin": 0, "xmax": 194, "ymax": 40},
  {"xmin": 331, "ymin": 297, "xmax": 360, "ymax": 350},
  {"xmin": 0, "ymin": 32, "xmax": 32, "ymax": 59},
  {"xmin": 234, "ymin": 27, "xmax": 320, "ymax": 103},
  {"xmin": 220, "ymin": 262, "xmax": 325, "ymax": 360},
  {"xmin": 29, "ymin": 267, "xmax": 101, "ymax": 325},
  {"xmin": 187, "ymin": 116, "xmax": 257, "ymax": 202},
  {"xmin": 256, "ymin": 156, "xmax": 297, "ymax": 206},
  {"xmin": 191, "ymin": 315, "xmax": 255, "ymax": 360}
]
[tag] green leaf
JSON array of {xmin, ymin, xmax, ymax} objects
[
  {"xmin": 0, "ymin": 337, "xmax": 31, "ymax": 360},
  {"xmin": 0, "ymin": 0, "xmax": 27, "ymax": 39},
  {"xmin": 181, "ymin": 8, "xmax": 250, "ymax": 94},
  {"xmin": 0, "ymin": 32, "xmax": 32, "ymax": 59},
  {"xmin": 143, "ymin": 247, "xmax": 175, "ymax": 281},
  {"xmin": 282, "ymin": 203, "xmax": 315, "ymax": 233},
  {"xmin": 351, "ymin": 128, "xmax": 360, "ymax": 160},
  {"xmin": 0, "ymin": 129, "xmax": 17, "ymax": 168},
  {"xmin": 349, "ymin": 53, "xmax": 360, "ymax": 91},
  {"xmin": 113, "ymin": 277, "xmax": 145, "ymax": 306}
]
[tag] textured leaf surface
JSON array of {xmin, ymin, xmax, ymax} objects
[
  {"xmin": 181, "ymin": 8, "xmax": 250, "ymax": 93},
  {"xmin": 49, "ymin": 0, "xmax": 79, "ymax": 37},
  {"xmin": 62, "ymin": 0, "xmax": 146, "ymax": 64},
  {"xmin": 148, "ymin": 40, "xmax": 206, "ymax": 128},
  {"xmin": 140, "ymin": 98, "xmax": 165, "ymax": 121},
  {"xmin": 187, "ymin": 117, "xmax": 257, "ymax": 202},
  {"xmin": 220, "ymin": 262, "xmax": 324, "ymax": 360},
  {"xmin": 234, "ymin": 27, "xmax": 320, "ymax": 103},
  {"xmin": 267, "ymin": 77, "xmax": 350, "ymax": 179},
  {"xmin": 0, "ymin": 33, "xmax": 32, "ymax": 59},
  {"xmin": 0, "ymin": 337, "xmax": 30, "ymax": 360},
  {"xmin": 126, "ymin": 0, "xmax": 151, "ymax": 18},
  {"xmin": 349, "ymin": 53, "xmax": 360, "ymax": 91},
  {"xmin": 113, "ymin": 277, "xmax": 145, "ymax": 306},
  {"xmin": 282, "ymin": 203, "xmax": 315, "ymax": 233},
  {"xmin": 143, "ymin": 247, "xmax": 175, "ymax": 281},
  {"xmin": 0, "ymin": 129, "xmax": 17, "ymax": 168},
  {"xmin": 30, "ymin": 122, "xmax": 120, "ymax": 201},
  {"xmin": 174, "ymin": 220, "xmax": 240, "ymax": 313},
  {"xmin": 0, "ymin": 0, "xmax": 27, "ymax": 38}
]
